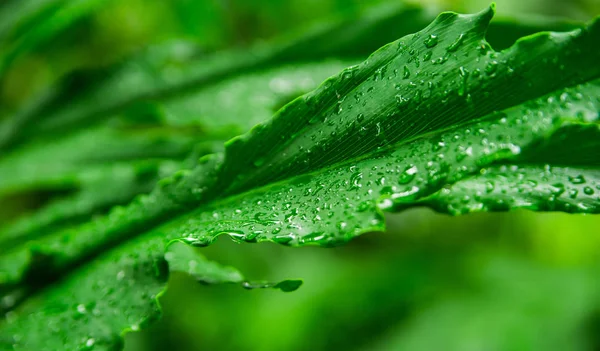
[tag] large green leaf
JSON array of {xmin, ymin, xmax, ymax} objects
[{"xmin": 1, "ymin": 6, "xmax": 599, "ymax": 350}]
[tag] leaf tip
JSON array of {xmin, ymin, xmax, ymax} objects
[
  {"xmin": 274, "ymin": 279, "xmax": 303, "ymax": 292},
  {"xmin": 474, "ymin": 3, "xmax": 496, "ymax": 27}
]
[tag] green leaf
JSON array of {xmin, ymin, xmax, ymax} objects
[{"xmin": 1, "ymin": 6, "xmax": 600, "ymax": 350}]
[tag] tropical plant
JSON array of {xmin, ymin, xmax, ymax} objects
[{"xmin": 0, "ymin": 2, "xmax": 599, "ymax": 350}]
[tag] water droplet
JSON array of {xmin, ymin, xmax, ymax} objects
[
  {"xmin": 380, "ymin": 186, "xmax": 395, "ymax": 195},
  {"xmin": 357, "ymin": 201, "xmax": 372, "ymax": 212},
  {"xmin": 458, "ymin": 67, "xmax": 468, "ymax": 97},
  {"xmin": 377, "ymin": 198, "xmax": 393, "ymax": 209},
  {"xmin": 391, "ymin": 186, "xmax": 420, "ymax": 200},
  {"xmin": 403, "ymin": 65, "xmax": 410, "ymax": 79},
  {"xmin": 550, "ymin": 183, "xmax": 565, "ymax": 196},
  {"xmin": 395, "ymin": 94, "xmax": 409, "ymax": 108},
  {"xmin": 397, "ymin": 166, "xmax": 417, "ymax": 185},
  {"xmin": 568, "ymin": 174, "xmax": 586, "ymax": 184},
  {"xmin": 446, "ymin": 33, "xmax": 464, "ymax": 52},
  {"xmin": 424, "ymin": 34, "xmax": 439, "ymax": 48},
  {"xmin": 116, "ymin": 271, "xmax": 125, "ymax": 281},
  {"xmin": 583, "ymin": 186, "xmax": 594, "ymax": 195},
  {"xmin": 349, "ymin": 172, "xmax": 363, "ymax": 190},
  {"xmin": 335, "ymin": 102, "xmax": 343, "ymax": 115},
  {"xmin": 485, "ymin": 61, "xmax": 498, "ymax": 75},
  {"xmin": 272, "ymin": 233, "xmax": 294, "ymax": 245},
  {"xmin": 413, "ymin": 90, "xmax": 423, "ymax": 104},
  {"xmin": 568, "ymin": 189, "xmax": 579, "ymax": 199}
]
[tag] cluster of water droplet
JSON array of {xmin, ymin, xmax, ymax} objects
[
  {"xmin": 163, "ymin": 71, "xmax": 600, "ymax": 250},
  {"xmin": 433, "ymin": 165, "xmax": 600, "ymax": 214},
  {"xmin": 4, "ymin": 233, "xmax": 169, "ymax": 350}
]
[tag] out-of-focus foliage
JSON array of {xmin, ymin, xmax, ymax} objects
[{"xmin": 0, "ymin": 0, "xmax": 599, "ymax": 350}]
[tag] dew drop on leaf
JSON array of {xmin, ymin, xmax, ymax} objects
[
  {"xmin": 424, "ymin": 34, "xmax": 439, "ymax": 48},
  {"xmin": 485, "ymin": 60, "xmax": 498, "ymax": 75},
  {"xmin": 357, "ymin": 201, "xmax": 372, "ymax": 212},
  {"xmin": 569, "ymin": 189, "xmax": 579, "ymax": 199},
  {"xmin": 446, "ymin": 33, "xmax": 465, "ymax": 52},
  {"xmin": 391, "ymin": 186, "xmax": 420, "ymax": 200},
  {"xmin": 550, "ymin": 183, "xmax": 566, "ymax": 196},
  {"xmin": 398, "ymin": 165, "xmax": 418, "ymax": 184},
  {"xmin": 349, "ymin": 172, "xmax": 363, "ymax": 189},
  {"xmin": 395, "ymin": 94, "xmax": 409, "ymax": 108},
  {"xmin": 458, "ymin": 66, "xmax": 468, "ymax": 96},
  {"xmin": 272, "ymin": 234, "xmax": 293, "ymax": 245},
  {"xmin": 568, "ymin": 174, "xmax": 586, "ymax": 184}
]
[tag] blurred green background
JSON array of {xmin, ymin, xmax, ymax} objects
[{"xmin": 2, "ymin": 0, "xmax": 600, "ymax": 350}]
